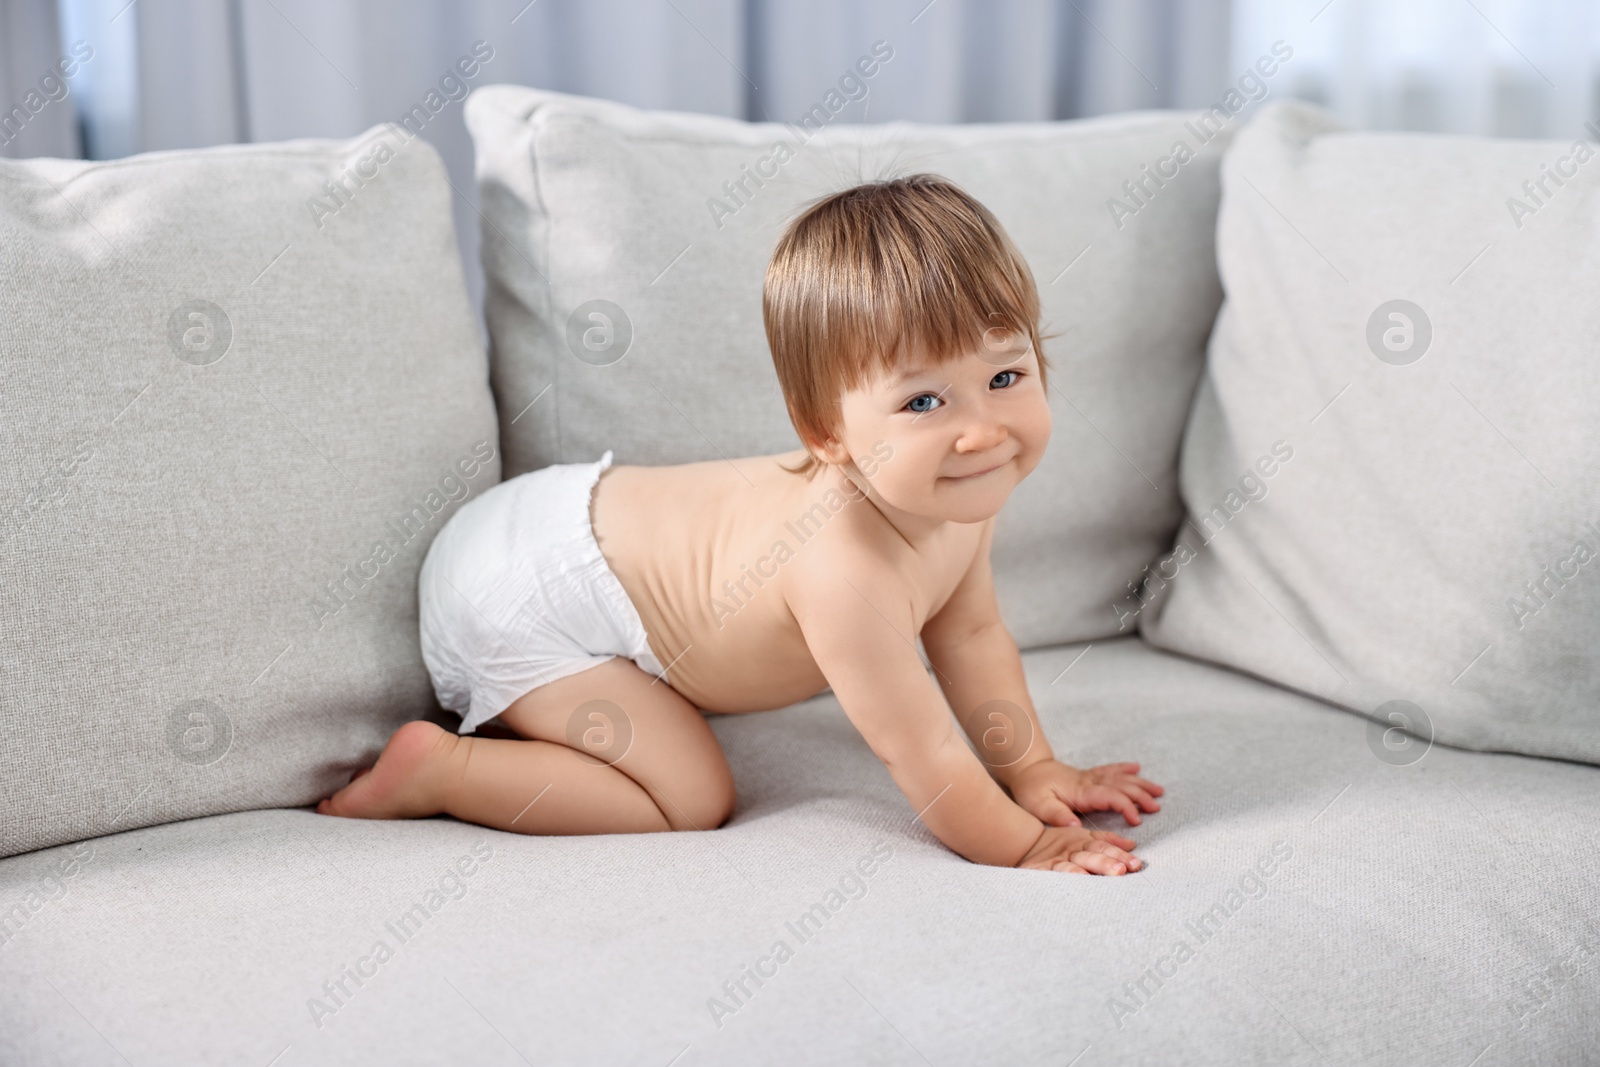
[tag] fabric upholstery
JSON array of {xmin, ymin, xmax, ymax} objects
[
  {"xmin": 2, "ymin": 638, "xmax": 1594, "ymax": 1066},
  {"xmin": 1140, "ymin": 100, "xmax": 1600, "ymax": 764},
  {"xmin": 0, "ymin": 126, "xmax": 498, "ymax": 857}
]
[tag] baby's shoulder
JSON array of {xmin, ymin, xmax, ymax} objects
[
  {"xmin": 780, "ymin": 503, "xmax": 912, "ymax": 595},
  {"xmin": 784, "ymin": 505, "xmax": 992, "ymax": 616}
]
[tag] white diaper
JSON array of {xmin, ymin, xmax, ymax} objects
[{"xmin": 417, "ymin": 450, "xmax": 666, "ymax": 735}]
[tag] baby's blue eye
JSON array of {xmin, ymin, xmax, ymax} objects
[
  {"xmin": 991, "ymin": 370, "xmax": 1020, "ymax": 389},
  {"xmin": 906, "ymin": 393, "xmax": 941, "ymax": 414}
]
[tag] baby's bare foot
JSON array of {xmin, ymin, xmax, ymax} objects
[{"xmin": 317, "ymin": 720, "xmax": 457, "ymax": 820}]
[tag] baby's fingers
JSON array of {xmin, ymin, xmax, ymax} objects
[
  {"xmin": 1071, "ymin": 850, "xmax": 1133, "ymax": 876},
  {"xmin": 1123, "ymin": 785, "xmax": 1162, "ymax": 812},
  {"xmin": 1084, "ymin": 839, "xmax": 1143, "ymax": 873},
  {"xmin": 1090, "ymin": 787, "xmax": 1143, "ymax": 825},
  {"xmin": 1033, "ymin": 795, "xmax": 1082, "ymax": 827},
  {"xmin": 1090, "ymin": 829, "xmax": 1138, "ymax": 850},
  {"xmin": 1092, "ymin": 841, "xmax": 1142, "ymax": 870}
]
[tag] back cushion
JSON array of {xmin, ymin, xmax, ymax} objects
[
  {"xmin": 1141, "ymin": 101, "xmax": 1600, "ymax": 764},
  {"xmin": 466, "ymin": 83, "xmax": 1234, "ymax": 650},
  {"xmin": 0, "ymin": 128, "xmax": 498, "ymax": 857}
]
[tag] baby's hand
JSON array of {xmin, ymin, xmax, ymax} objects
[
  {"xmin": 1009, "ymin": 760, "xmax": 1163, "ymax": 827},
  {"xmin": 1017, "ymin": 825, "xmax": 1141, "ymax": 874}
]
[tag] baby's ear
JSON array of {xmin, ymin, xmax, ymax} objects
[{"xmin": 810, "ymin": 435, "xmax": 851, "ymax": 466}]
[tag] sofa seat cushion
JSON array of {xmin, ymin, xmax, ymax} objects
[{"xmin": 2, "ymin": 638, "xmax": 1594, "ymax": 1065}]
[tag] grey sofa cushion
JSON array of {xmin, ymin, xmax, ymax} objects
[
  {"xmin": 1140, "ymin": 100, "xmax": 1600, "ymax": 764},
  {"xmin": 465, "ymin": 85, "xmax": 1231, "ymax": 650},
  {"xmin": 2, "ymin": 637, "xmax": 1594, "ymax": 1065},
  {"xmin": 0, "ymin": 127, "xmax": 498, "ymax": 858}
]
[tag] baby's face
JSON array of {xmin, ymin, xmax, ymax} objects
[{"xmin": 822, "ymin": 333, "xmax": 1053, "ymax": 524}]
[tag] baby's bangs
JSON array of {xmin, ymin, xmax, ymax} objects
[{"xmin": 826, "ymin": 188, "xmax": 1040, "ymax": 386}]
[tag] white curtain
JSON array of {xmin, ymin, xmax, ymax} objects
[
  {"xmin": 23, "ymin": 0, "xmax": 1235, "ymax": 323},
  {"xmin": 0, "ymin": 0, "xmax": 80, "ymax": 158},
  {"xmin": 1233, "ymin": 0, "xmax": 1600, "ymax": 137},
  {"xmin": 20, "ymin": 0, "xmax": 1600, "ymax": 319}
]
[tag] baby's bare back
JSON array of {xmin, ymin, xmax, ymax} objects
[{"xmin": 590, "ymin": 451, "xmax": 982, "ymax": 713}]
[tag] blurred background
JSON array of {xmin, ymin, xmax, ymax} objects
[{"xmin": 4, "ymin": 0, "xmax": 1598, "ymax": 315}]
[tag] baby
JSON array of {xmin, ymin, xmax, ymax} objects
[{"xmin": 319, "ymin": 174, "xmax": 1162, "ymax": 874}]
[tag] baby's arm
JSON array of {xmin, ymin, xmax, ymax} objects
[
  {"xmin": 787, "ymin": 551, "xmax": 1137, "ymax": 872},
  {"xmin": 922, "ymin": 520, "xmax": 1163, "ymax": 828}
]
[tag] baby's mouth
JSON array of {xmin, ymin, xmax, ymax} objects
[{"xmin": 944, "ymin": 458, "xmax": 1008, "ymax": 480}]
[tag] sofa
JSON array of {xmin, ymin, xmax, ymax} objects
[{"xmin": 2, "ymin": 82, "xmax": 1595, "ymax": 1066}]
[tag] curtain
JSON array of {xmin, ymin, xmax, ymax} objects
[
  {"xmin": 0, "ymin": 0, "xmax": 80, "ymax": 159},
  {"xmin": 1233, "ymin": 0, "xmax": 1600, "ymax": 138},
  {"xmin": 19, "ymin": 0, "xmax": 1598, "ymax": 318},
  {"xmin": 20, "ymin": 0, "xmax": 1235, "ymax": 323}
]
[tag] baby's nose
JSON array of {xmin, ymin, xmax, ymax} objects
[{"xmin": 957, "ymin": 419, "xmax": 1008, "ymax": 452}]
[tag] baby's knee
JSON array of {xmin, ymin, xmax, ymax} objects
[
  {"xmin": 661, "ymin": 771, "xmax": 735, "ymax": 832},
  {"xmin": 703, "ymin": 773, "xmax": 737, "ymax": 829}
]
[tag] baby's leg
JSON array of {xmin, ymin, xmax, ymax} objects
[{"xmin": 318, "ymin": 658, "xmax": 735, "ymax": 835}]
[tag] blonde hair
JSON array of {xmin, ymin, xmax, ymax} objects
[{"xmin": 763, "ymin": 173, "xmax": 1050, "ymax": 479}]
